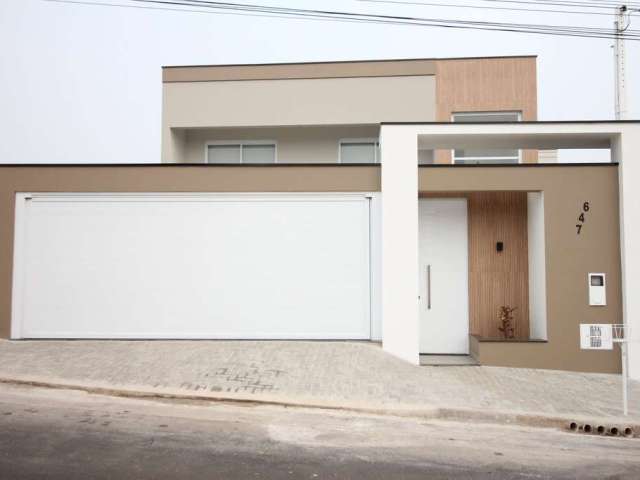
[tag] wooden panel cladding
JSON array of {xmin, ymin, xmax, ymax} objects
[
  {"xmin": 468, "ymin": 192, "xmax": 530, "ymax": 339},
  {"xmin": 433, "ymin": 57, "xmax": 538, "ymax": 164}
]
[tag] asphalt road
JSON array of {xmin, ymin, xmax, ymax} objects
[{"xmin": 0, "ymin": 383, "xmax": 638, "ymax": 479}]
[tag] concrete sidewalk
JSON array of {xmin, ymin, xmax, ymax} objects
[{"xmin": 0, "ymin": 340, "xmax": 638, "ymax": 429}]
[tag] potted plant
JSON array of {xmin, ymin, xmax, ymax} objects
[{"xmin": 497, "ymin": 306, "xmax": 517, "ymax": 339}]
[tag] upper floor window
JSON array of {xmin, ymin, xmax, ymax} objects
[
  {"xmin": 339, "ymin": 139, "xmax": 380, "ymax": 164},
  {"xmin": 452, "ymin": 112, "xmax": 521, "ymax": 164},
  {"xmin": 206, "ymin": 141, "xmax": 276, "ymax": 164}
]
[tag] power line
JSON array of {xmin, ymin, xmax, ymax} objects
[
  {"xmin": 359, "ymin": 0, "xmax": 618, "ymax": 16},
  {"xmin": 476, "ymin": 0, "xmax": 640, "ymax": 10},
  {"xmin": 44, "ymin": 0, "xmax": 640, "ymax": 40},
  {"xmin": 124, "ymin": 0, "xmax": 640, "ymax": 34},
  {"xmin": 115, "ymin": 0, "xmax": 640, "ymax": 35}
]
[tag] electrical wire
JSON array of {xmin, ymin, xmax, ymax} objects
[
  {"xmin": 358, "ymin": 0, "xmax": 619, "ymax": 17},
  {"xmin": 118, "ymin": 0, "xmax": 640, "ymax": 36},
  {"xmin": 355, "ymin": 0, "xmax": 632, "ymax": 17},
  {"xmin": 44, "ymin": 0, "xmax": 640, "ymax": 40},
  {"xmin": 475, "ymin": 0, "xmax": 640, "ymax": 10},
  {"xmin": 125, "ymin": 0, "xmax": 640, "ymax": 34}
]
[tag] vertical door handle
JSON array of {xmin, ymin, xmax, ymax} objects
[{"xmin": 426, "ymin": 264, "xmax": 431, "ymax": 310}]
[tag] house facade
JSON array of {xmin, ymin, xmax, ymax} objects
[{"xmin": 2, "ymin": 56, "xmax": 639, "ymax": 378}]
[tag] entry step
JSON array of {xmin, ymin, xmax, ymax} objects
[{"xmin": 419, "ymin": 354, "xmax": 479, "ymax": 366}]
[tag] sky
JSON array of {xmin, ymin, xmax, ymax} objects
[{"xmin": 0, "ymin": 0, "xmax": 638, "ymax": 163}]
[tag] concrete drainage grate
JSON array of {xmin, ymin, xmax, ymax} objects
[{"xmin": 569, "ymin": 422, "xmax": 635, "ymax": 438}]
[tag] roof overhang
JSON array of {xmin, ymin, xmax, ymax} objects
[{"xmin": 161, "ymin": 55, "xmax": 536, "ymax": 83}]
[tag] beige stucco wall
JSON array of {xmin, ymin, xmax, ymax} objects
[
  {"xmin": 164, "ymin": 76, "xmax": 435, "ymax": 128},
  {"xmin": 182, "ymin": 125, "xmax": 380, "ymax": 164},
  {"xmin": 162, "ymin": 75, "xmax": 435, "ymax": 162}
]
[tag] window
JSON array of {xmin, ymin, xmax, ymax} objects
[
  {"xmin": 452, "ymin": 112, "xmax": 521, "ymax": 164},
  {"xmin": 339, "ymin": 139, "xmax": 380, "ymax": 164},
  {"xmin": 206, "ymin": 141, "xmax": 276, "ymax": 164}
]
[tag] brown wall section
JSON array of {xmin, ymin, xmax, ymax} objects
[
  {"xmin": 163, "ymin": 59, "xmax": 437, "ymax": 82},
  {"xmin": 434, "ymin": 57, "xmax": 538, "ymax": 164},
  {"xmin": 468, "ymin": 192, "xmax": 529, "ymax": 339},
  {"xmin": 0, "ymin": 165, "xmax": 380, "ymax": 339},
  {"xmin": 419, "ymin": 165, "xmax": 622, "ymax": 374}
]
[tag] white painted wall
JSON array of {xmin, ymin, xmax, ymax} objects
[
  {"xmin": 612, "ymin": 128, "xmax": 640, "ymax": 380},
  {"xmin": 528, "ymin": 192, "xmax": 548, "ymax": 340},
  {"xmin": 369, "ymin": 193, "xmax": 383, "ymax": 341},
  {"xmin": 380, "ymin": 126, "xmax": 420, "ymax": 364}
]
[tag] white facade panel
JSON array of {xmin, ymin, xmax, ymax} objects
[
  {"xmin": 12, "ymin": 193, "xmax": 371, "ymax": 340},
  {"xmin": 527, "ymin": 192, "xmax": 548, "ymax": 340},
  {"xmin": 380, "ymin": 127, "xmax": 420, "ymax": 365}
]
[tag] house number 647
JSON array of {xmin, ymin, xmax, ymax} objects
[{"xmin": 576, "ymin": 201, "xmax": 590, "ymax": 234}]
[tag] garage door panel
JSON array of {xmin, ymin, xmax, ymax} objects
[{"xmin": 14, "ymin": 194, "xmax": 371, "ymax": 339}]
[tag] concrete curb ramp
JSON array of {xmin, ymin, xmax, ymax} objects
[{"xmin": 1, "ymin": 374, "xmax": 638, "ymax": 438}]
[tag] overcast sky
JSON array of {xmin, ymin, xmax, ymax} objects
[{"xmin": 1, "ymin": 0, "xmax": 638, "ymax": 163}]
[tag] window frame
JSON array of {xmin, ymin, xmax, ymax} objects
[
  {"xmin": 204, "ymin": 140, "xmax": 278, "ymax": 164},
  {"xmin": 451, "ymin": 111, "xmax": 522, "ymax": 165},
  {"xmin": 338, "ymin": 138, "xmax": 380, "ymax": 164}
]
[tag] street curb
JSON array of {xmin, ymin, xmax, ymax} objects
[{"xmin": 0, "ymin": 375, "xmax": 638, "ymax": 436}]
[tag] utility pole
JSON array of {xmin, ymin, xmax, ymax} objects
[{"xmin": 613, "ymin": 5, "xmax": 629, "ymax": 120}]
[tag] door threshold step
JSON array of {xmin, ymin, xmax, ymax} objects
[{"xmin": 419, "ymin": 354, "xmax": 479, "ymax": 366}]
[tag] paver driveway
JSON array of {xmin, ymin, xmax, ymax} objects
[{"xmin": 0, "ymin": 340, "xmax": 637, "ymax": 421}]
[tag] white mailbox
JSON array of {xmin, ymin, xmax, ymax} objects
[
  {"xmin": 588, "ymin": 273, "xmax": 606, "ymax": 306},
  {"xmin": 580, "ymin": 324, "xmax": 613, "ymax": 350}
]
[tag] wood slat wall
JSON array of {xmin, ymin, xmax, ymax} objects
[
  {"xmin": 432, "ymin": 57, "xmax": 538, "ymax": 164},
  {"xmin": 468, "ymin": 192, "xmax": 530, "ymax": 338}
]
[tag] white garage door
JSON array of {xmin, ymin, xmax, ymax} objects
[{"xmin": 11, "ymin": 193, "xmax": 371, "ymax": 339}]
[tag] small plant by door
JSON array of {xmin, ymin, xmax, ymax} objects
[{"xmin": 497, "ymin": 306, "xmax": 517, "ymax": 339}]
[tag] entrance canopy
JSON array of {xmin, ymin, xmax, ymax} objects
[{"xmin": 412, "ymin": 121, "xmax": 619, "ymax": 151}]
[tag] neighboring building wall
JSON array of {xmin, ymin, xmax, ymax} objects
[
  {"xmin": 434, "ymin": 57, "xmax": 538, "ymax": 164},
  {"xmin": 419, "ymin": 165, "xmax": 621, "ymax": 374},
  {"xmin": 0, "ymin": 165, "xmax": 380, "ymax": 339},
  {"xmin": 183, "ymin": 125, "xmax": 379, "ymax": 164}
]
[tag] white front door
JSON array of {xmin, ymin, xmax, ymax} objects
[{"xmin": 418, "ymin": 198, "xmax": 469, "ymax": 354}]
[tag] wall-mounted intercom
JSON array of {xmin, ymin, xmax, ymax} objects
[{"xmin": 588, "ymin": 273, "xmax": 606, "ymax": 306}]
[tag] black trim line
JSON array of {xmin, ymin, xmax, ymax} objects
[
  {"xmin": 0, "ymin": 162, "xmax": 618, "ymax": 168},
  {"xmin": 419, "ymin": 162, "xmax": 618, "ymax": 167}
]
